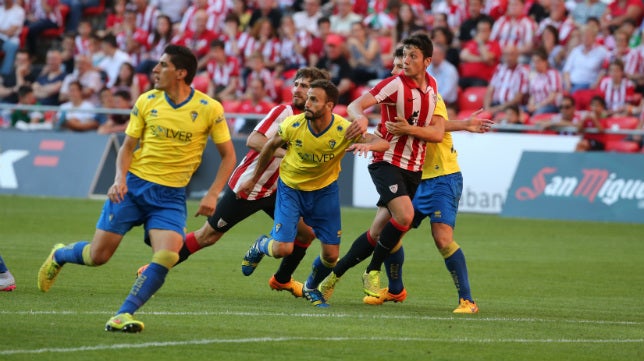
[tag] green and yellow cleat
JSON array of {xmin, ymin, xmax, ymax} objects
[
  {"xmin": 317, "ymin": 271, "xmax": 340, "ymax": 301},
  {"xmin": 105, "ymin": 313, "xmax": 145, "ymax": 333},
  {"xmin": 361, "ymin": 270, "xmax": 381, "ymax": 297},
  {"xmin": 37, "ymin": 243, "xmax": 65, "ymax": 292}
]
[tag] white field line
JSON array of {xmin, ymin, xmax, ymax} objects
[
  {"xmin": 1, "ymin": 337, "xmax": 643, "ymax": 356},
  {"xmin": 2, "ymin": 309, "xmax": 641, "ymax": 326}
]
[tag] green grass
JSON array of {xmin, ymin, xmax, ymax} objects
[{"xmin": 1, "ymin": 195, "xmax": 643, "ymax": 361}]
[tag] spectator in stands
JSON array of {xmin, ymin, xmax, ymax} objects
[
  {"xmin": 537, "ymin": 0, "xmax": 576, "ymax": 46},
  {"xmin": 61, "ymin": 0, "xmax": 100, "ymax": 33},
  {"xmin": 571, "ymin": 0, "xmax": 606, "ymax": 26},
  {"xmin": 242, "ymin": 51, "xmax": 277, "ymax": 102},
  {"xmin": 151, "ymin": 0, "xmax": 189, "ymax": 24},
  {"xmin": 249, "ymin": 0, "xmax": 282, "ymax": 31},
  {"xmin": 526, "ymin": 48, "xmax": 563, "ymax": 115},
  {"xmin": 497, "ymin": 104, "xmax": 525, "ymax": 131},
  {"xmin": 347, "ymin": 22, "xmax": 383, "ymax": 86},
  {"xmin": 59, "ymin": 53, "xmax": 103, "ymax": 105},
  {"xmin": 610, "ymin": 29, "xmax": 644, "ymax": 87},
  {"xmin": 234, "ymin": 77, "xmax": 274, "ymax": 135},
  {"xmin": 137, "ymin": 14, "xmax": 173, "ymax": 77},
  {"xmin": 74, "ymin": 19, "xmax": 93, "ymax": 56},
  {"xmin": 176, "ymin": 9, "xmax": 218, "ymax": 67},
  {"xmin": 393, "ymin": 3, "xmax": 424, "ymax": 44},
  {"xmin": 230, "ymin": 0, "xmax": 252, "ymax": 32},
  {"xmin": 539, "ymin": 24, "xmax": 566, "ymax": 71},
  {"xmin": 60, "ymin": 33, "xmax": 76, "ymax": 74},
  {"xmin": 8, "ymin": 85, "xmax": 44, "ymax": 128},
  {"xmin": 575, "ymin": 95, "xmax": 608, "ymax": 151},
  {"xmin": 97, "ymin": 89, "xmax": 132, "ymax": 134},
  {"xmin": 97, "ymin": 34, "xmax": 132, "ymax": 88},
  {"xmin": 0, "ymin": 0, "xmax": 25, "ymax": 77},
  {"xmin": 427, "ymin": 44, "xmax": 459, "ymax": 106},
  {"xmin": 117, "ymin": 5, "xmax": 149, "ymax": 66},
  {"xmin": 432, "ymin": 0, "xmax": 466, "ymax": 35},
  {"xmin": 430, "ymin": 26, "xmax": 460, "ymax": 69},
  {"xmin": 315, "ymin": 33, "xmax": 353, "ymax": 105},
  {"xmin": 293, "ymin": 0, "xmax": 322, "ymax": 37},
  {"xmin": 178, "ymin": 0, "xmax": 214, "ymax": 36},
  {"xmin": 535, "ymin": 95, "xmax": 582, "ymax": 133},
  {"xmin": 563, "ymin": 23, "xmax": 610, "ymax": 94},
  {"xmin": 490, "ymin": 0, "xmax": 537, "ymax": 61},
  {"xmin": 459, "ymin": 18, "xmax": 502, "ymax": 89},
  {"xmin": 132, "ymin": 0, "xmax": 159, "ymax": 34},
  {"xmin": 89, "ymin": 33, "xmax": 106, "ymax": 67},
  {"xmin": 112, "ymin": 62, "xmax": 141, "ymax": 101},
  {"xmin": 0, "ymin": 50, "xmax": 39, "ymax": 104},
  {"xmin": 307, "ymin": 16, "xmax": 331, "ymax": 67},
  {"xmin": 105, "ymin": 0, "xmax": 126, "ymax": 35},
  {"xmin": 597, "ymin": 59, "xmax": 636, "ymax": 117},
  {"xmin": 330, "ymin": 0, "xmax": 363, "ymax": 37},
  {"xmin": 483, "ymin": 45, "xmax": 530, "ymax": 115},
  {"xmin": 33, "ymin": 49, "xmax": 66, "ymax": 106},
  {"xmin": 239, "ymin": 18, "xmax": 279, "ymax": 70},
  {"xmin": 600, "ymin": 0, "xmax": 643, "ymax": 34},
  {"xmin": 58, "ymin": 80, "xmax": 99, "ymax": 131},
  {"xmin": 458, "ymin": 0, "xmax": 493, "ymax": 43},
  {"xmin": 25, "ymin": 0, "xmax": 64, "ymax": 56},
  {"xmin": 276, "ymin": 14, "xmax": 311, "ymax": 78},
  {"xmin": 205, "ymin": 39, "xmax": 240, "ymax": 101}
]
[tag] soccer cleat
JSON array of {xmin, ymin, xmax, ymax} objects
[
  {"xmin": 0, "ymin": 271, "xmax": 16, "ymax": 292},
  {"xmin": 363, "ymin": 288, "xmax": 407, "ymax": 305},
  {"xmin": 453, "ymin": 298, "xmax": 479, "ymax": 314},
  {"xmin": 37, "ymin": 243, "xmax": 65, "ymax": 292},
  {"xmin": 137, "ymin": 264, "xmax": 149, "ymax": 278},
  {"xmin": 268, "ymin": 275, "xmax": 303, "ymax": 298},
  {"xmin": 105, "ymin": 313, "xmax": 145, "ymax": 333},
  {"xmin": 317, "ymin": 271, "xmax": 340, "ymax": 301},
  {"xmin": 362, "ymin": 270, "xmax": 381, "ymax": 297},
  {"xmin": 302, "ymin": 286, "xmax": 329, "ymax": 308},
  {"xmin": 241, "ymin": 236, "xmax": 266, "ymax": 276}
]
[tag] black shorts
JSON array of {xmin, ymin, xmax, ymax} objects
[
  {"xmin": 368, "ymin": 161, "xmax": 422, "ymax": 207},
  {"xmin": 206, "ymin": 185, "xmax": 276, "ymax": 232}
]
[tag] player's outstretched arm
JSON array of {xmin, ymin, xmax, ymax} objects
[
  {"xmin": 385, "ymin": 114, "xmax": 445, "ymax": 143},
  {"xmin": 445, "ymin": 109, "xmax": 494, "ymax": 133},
  {"xmin": 196, "ymin": 139, "xmax": 237, "ymax": 217},
  {"xmin": 345, "ymin": 92, "xmax": 378, "ymax": 139},
  {"xmin": 237, "ymin": 134, "xmax": 285, "ymax": 197},
  {"xmin": 346, "ymin": 133, "xmax": 389, "ymax": 157}
]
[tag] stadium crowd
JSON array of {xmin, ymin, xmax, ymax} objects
[{"xmin": 1, "ymin": 0, "xmax": 644, "ymax": 151}]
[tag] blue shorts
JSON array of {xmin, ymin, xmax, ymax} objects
[
  {"xmin": 411, "ymin": 172, "xmax": 463, "ymax": 229},
  {"xmin": 96, "ymin": 173, "xmax": 187, "ymax": 237},
  {"xmin": 272, "ymin": 179, "xmax": 341, "ymax": 245}
]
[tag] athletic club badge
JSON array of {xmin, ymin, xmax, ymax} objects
[{"xmin": 389, "ymin": 184, "xmax": 398, "ymax": 193}]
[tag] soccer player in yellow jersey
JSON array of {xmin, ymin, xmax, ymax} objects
[
  {"xmin": 239, "ymin": 79, "xmax": 389, "ymax": 307},
  {"xmin": 320, "ymin": 46, "xmax": 493, "ymax": 313},
  {"xmin": 37, "ymin": 45, "xmax": 237, "ymax": 332}
]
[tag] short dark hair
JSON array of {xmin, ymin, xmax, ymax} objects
[
  {"xmin": 294, "ymin": 67, "xmax": 330, "ymax": 82},
  {"xmin": 101, "ymin": 33, "xmax": 118, "ymax": 48},
  {"xmin": 317, "ymin": 16, "xmax": 330, "ymax": 26},
  {"xmin": 394, "ymin": 46, "xmax": 404, "ymax": 58},
  {"xmin": 310, "ymin": 79, "xmax": 339, "ymax": 107},
  {"xmin": 164, "ymin": 44, "xmax": 198, "ymax": 85},
  {"xmin": 210, "ymin": 39, "xmax": 225, "ymax": 50},
  {"xmin": 114, "ymin": 89, "xmax": 132, "ymax": 102},
  {"xmin": 402, "ymin": 32, "xmax": 433, "ymax": 58},
  {"xmin": 17, "ymin": 85, "xmax": 33, "ymax": 98},
  {"xmin": 590, "ymin": 95, "xmax": 606, "ymax": 108}
]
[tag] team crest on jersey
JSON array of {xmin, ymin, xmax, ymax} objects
[
  {"xmin": 389, "ymin": 184, "xmax": 398, "ymax": 193},
  {"xmin": 217, "ymin": 218, "xmax": 227, "ymax": 228},
  {"xmin": 295, "ymin": 139, "xmax": 303, "ymax": 147},
  {"xmin": 407, "ymin": 110, "xmax": 419, "ymax": 125},
  {"xmin": 328, "ymin": 139, "xmax": 336, "ymax": 149},
  {"xmin": 190, "ymin": 111, "xmax": 198, "ymax": 122},
  {"xmin": 150, "ymin": 109, "xmax": 158, "ymax": 117},
  {"xmin": 275, "ymin": 223, "xmax": 282, "ymax": 233},
  {"xmin": 215, "ymin": 115, "xmax": 224, "ymax": 123}
]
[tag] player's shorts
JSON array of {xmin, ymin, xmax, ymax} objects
[
  {"xmin": 97, "ymin": 172, "xmax": 187, "ymax": 237},
  {"xmin": 206, "ymin": 185, "xmax": 276, "ymax": 232},
  {"xmin": 368, "ymin": 161, "xmax": 422, "ymax": 207},
  {"xmin": 272, "ymin": 179, "xmax": 341, "ymax": 245},
  {"xmin": 411, "ymin": 172, "xmax": 463, "ymax": 229}
]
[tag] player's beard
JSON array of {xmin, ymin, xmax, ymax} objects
[{"xmin": 304, "ymin": 108, "xmax": 323, "ymax": 121}]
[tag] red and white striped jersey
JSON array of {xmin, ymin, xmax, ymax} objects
[
  {"xmin": 611, "ymin": 47, "xmax": 643, "ymax": 77},
  {"xmin": 529, "ymin": 68, "xmax": 562, "ymax": 105},
  {"xmin": 537, "ymin": 16, "xmax": 576, "ymax": 45},
  {"xmin": 244, "ymin": 69, "xmax": 278, "ymax": 102},
  {"xmin": 490, "ymin": 63, "xmax": 530, "ymax": 104},
  {"xmin": 206, "ymin": 56, "xmax": 241, "ymax": 87},
  {"xmin": 278, "ymin": 30, "xmax": 311, "ymax": 69},
  {"xmin": 241, "ymin": 36, "xmax": 282, "ymax": 66},
  {"xmin": 136, "ymin": 6, "xmax": 159, "ymax": 34},
  {"xmin": 490, "ymin": 15, "xmax": 536, "ymax": 49},
  {"xmin": 228, "ymin": 104, "xmax": 302, "ymax": 200},
  {"xmin": 74, "ymin": 36, "xmax": 91, "ymax": 56},
  {"xmin": 598, "ymin": 76, "xmax": 635, "ymax": 112},
  {"xmin": 369, "ymin": 73, "xmax": 439, "ymax": 172}
]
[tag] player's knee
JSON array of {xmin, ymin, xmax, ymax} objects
[
  {"xmin": 295, "ymin": 231, "xmax": 315, "ymax": 244},
  {"xmin": 196, "ymin": 224, "xmax": 223, "ymax": 247},
  {"xmin": 272, "ymin": 241, "xmax": 294, "ymax": 258},
  {"xmin": 90, "ymin": 252, "xmax": 110, "ymax": 266}
]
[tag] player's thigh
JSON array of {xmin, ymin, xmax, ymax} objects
[
  {"xmin": 149, "ymin": 229, "xmax": 184, "ymax": 253},
  {"xmin": 206, "ymin": 186, "xmax": 274, "ymax": 233},
  {"xmin": 368, "ymin": 162, "xmax": 421, "ymax": 212}
]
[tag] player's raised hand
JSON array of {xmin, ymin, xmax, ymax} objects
[
  {"xmin": 346, "ymin": 143, "xmax": 373, "ymax": 157},
  {"xmin": 464, "ymin": 109, "xmax": 494, "ymax": 133},
  {"xmin": 385, "ymin": 116, "xmax": 412, "ymax": 136}
]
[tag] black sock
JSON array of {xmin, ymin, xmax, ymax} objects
[
  {"xmin": 334, "ymin": 231, "xmax": 375, "ymax": 277},
  {"xmin": 274, "ymin": 243, "xmax": 308, "ymax": 283},
  {"xmin": 366, "ymin": 221, "xmax": 406, "ymax": 272}
]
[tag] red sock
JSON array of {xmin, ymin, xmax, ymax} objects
[{"xmin": 185, "ymin": 232, "xmax": 201, "ymax": 254}]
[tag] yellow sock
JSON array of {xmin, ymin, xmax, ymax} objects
[
  {"xmin": 439, "ymin": 241, "xmax": 460, "ymax": 259},
  {"xmin": 151, "ymin": 250, "xmax": 179, "ymax": 269},
  {"xmin": 81, "ymin": 244, "xmax": 95, "ymax": 266}
]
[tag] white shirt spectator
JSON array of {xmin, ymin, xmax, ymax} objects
[
  {"xmin": 58, "ymin": 100, "xmax": 97, "ymax": 124},
  {"xmin": 427, "ymin": 62, "xmax": 459, "ymax": 104},
  {"xmin": 563, "ymin": 44, "xmax": 609, "ymax": 86},
  {"xmin": 0, "ymin": 1, "xmax": 25, "ymax": 43},
  {"xmin": 97, "ymin": 49, "xmax": 132, "ymax": 88}
]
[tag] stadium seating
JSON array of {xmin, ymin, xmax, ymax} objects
[
  {"xmin": 600, "ymin": 116, "xmax": 639, "ymax": 143},
  {"xmin": 571, "ymin": 89, "xmax": 597, "ymax": 111},
  {"xmin": 604, "ymin": 140, "xmax": 640, "ymax": 153},
  {"xmin": 221, "ymin": 100, "xmax": 241, "ymax": 113},
  {"xmin": 83, "ymin": 0, "xmax": 105, "ymax": 17},
  {"xmin": 42, "ymin": 5, "xmax": 70, "ymax": 39},
  {"xmin": 137, "ymin": 74, "xmax": 150, "ymax": 92},
  {"xmin": 191, "ymin": 74, "xmax": 210, "ymax": 93},
  {"xmin": 526, "ymin": 113, "xmax": 559, "ymax": 135},
  {"xmin": 333, "ymin": 104, "xmax": 348, "ymax": 116},
  {"xmin": 458, "ymin": 86, "xmax": 486, "ymax": 112}
]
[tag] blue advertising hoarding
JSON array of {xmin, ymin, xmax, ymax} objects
[{"xmin": 502, "ymin": 152, "xmax": 644, "ymax": 223}]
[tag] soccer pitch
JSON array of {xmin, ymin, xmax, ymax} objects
[{"xmin": 1, "ymin": 195, "xmax": 642, "ymax": 361}]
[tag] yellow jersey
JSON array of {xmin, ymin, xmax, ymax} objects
[
  {"xmin": 421, "ymin": 94, "xmax": 460, "ymax": 180},
  {"xmin": 125, "ymin": 89, "xmax": 232, "ymax": 187},
  {"xmin": 278, "ymin": 113, "xmax": 354, "ymax": 191}
]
